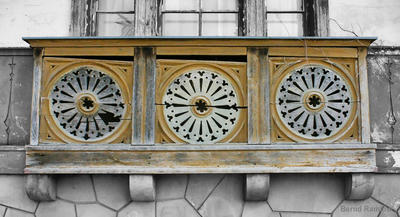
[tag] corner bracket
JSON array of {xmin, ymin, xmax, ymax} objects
[
  {"xmin": 345, "ymin": 173, "xmax": 374, "ymax": 200},
  {"xmin": 245, "ymin": 174, "xmax": 270, "ymax": 201},
  {"xmin": 25, "ymin": 175, "xmax": 56, "ymax": 201},
  {"xmin": 129, "ymin": 175, "xmax": 156, "ymax": 201}
]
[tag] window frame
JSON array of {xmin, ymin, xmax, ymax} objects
[
  {"xmin": 94, "ymin": 0, "xmax": 136, "ymax": 36},
  {"xmin": 156, "ymin": 0, "xmax": 245, "ymax": 36},
  {"xmin": 70, "ymin": 0, "xmax": 329, "ymax": 37},
  {"xmin": 265, "ymin": 0, "xmax": 329, "ymax": 37}
]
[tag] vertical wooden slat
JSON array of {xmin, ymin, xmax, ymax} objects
[
  {"xmin": 135, "ymin": 0, "xmax": 157, "ymax": 36},
  {"xmin": 132, "ymin": 47, "xmax": 156, "ymax": 145},
  {"xmin": 315, "ymin": 0, "xmax": 329, "ymax": 37},
  {"xmin": 303, "ymin": 0, "xmax": 316, "ymax": 36},
  {"xmin": 358, "ymin": 47, "xmax": 371, "ymax": 144},
  {"xmin": 245, "ymin": 0, "xmax": 266, "ymax": 36},
  {"xmin": 304, "ymin": 0, "xmax": 329, "ymax": 37},
  {"xmin": 30, "ymin": 48, "xmax": 43, "ymax": 145},
  {"xmin": 247, "ymin": 48, "xmax": 270, "ymax": 144},
  {"xmin": 70, "ymin": 0, "xmax": 86, "ymax": 36}
]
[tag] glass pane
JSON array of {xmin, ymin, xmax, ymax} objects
[
  {"xmin": 163, "ymin": 0, "xmax": 199, "ymax": 11},
  {"xmin": 163, "ymin": 13, "xmax": 199, "ymax": 36},
  {"xmin": 202, "ymin": 13, "xmax": 237, "ymax": 36},
  {"xmin": 267, "ymin": 13, "xmax": 303, "ymax": 36},
  {"xmin": 202, "ymin": 0, "xmax": 237, "ymax": 11},
  {"xmin": 266, "ymin": 0, "xmax": 302, "ymax": 11},
  {"xmin": 98, "ymin": 0, "xmax": 135, "ymax": 11},
  {"xmin": 97, "ymin": 13, "xmax": 134, "ymax": 36}
]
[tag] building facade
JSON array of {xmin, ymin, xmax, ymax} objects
[{"xmin": 0, "ymin": 0, "xmax": 400, "ymax": 217}]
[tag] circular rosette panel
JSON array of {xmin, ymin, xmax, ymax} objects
[
  {"xmin": 48, "ymin": 66, "xmax": 127, "ymax": 142},
  {"xmin": 274, "ymin": 65, "xmax": 356, "ymax": 141},
  {"xmin": 161, "ymin": 69, "xmax": 244, "ymax": 144}
]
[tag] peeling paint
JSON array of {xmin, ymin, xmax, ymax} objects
[
  {"xmin": 371, "ymin": 123, "xmax": 390, "ymax": 143},
  {"xmin": 388, "ymin": 151, "xmax": 400, "ymax": 167}
]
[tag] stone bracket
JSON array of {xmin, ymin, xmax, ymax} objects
[
  {"xmin": 129, "ymin": 175, "xmax": 156, "ymax": 202},
  {"xmin": 345, "ymin": 173, "xmax": 375, "ymax": 200},
  {"xmin": 25, "ymin": 174, "xmax": 56, "ymax": 201},
  {"xmin": 245, "ymin": 174, "xmax": 270, "ymax": 201}
]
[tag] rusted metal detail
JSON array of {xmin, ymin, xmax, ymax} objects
[
  {"xmin": 345, "ymin": 173, "xmax": 374, "ymax": 200},
  {"xmin": 24, "ymin": 144, "xmax": 376, "ymax": 174},
  {"xmin": 25, "ymin": 175, "xmax": 56, "ymax": 201}
]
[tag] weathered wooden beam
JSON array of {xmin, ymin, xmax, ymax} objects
[
  {"xmin": 23, "ymin": 38, "xmax": 376, "ymax": 48},
  {"xmin": 129, "ymin": 175, "xmax": 155, "ymax": 201},
  {"xmin": 24, "ymin": 144, "xmax": 376, "ymax": 174},
  {"xmin": 29, "ymin": 48, "xmax": 43, "ymax": 145},
  {"xmin": 156, "ymin": 47, "xmax": 246, "ymax": 56},
  {"xmin": 358, "ymin": 47, "xmax": 371, "ymax": 144},
  {"xmin": 345, "ymin": 173, "xmax": 374, "ymax": 200},
  {"xmin": 268, "ymin": 47, "xmax": 357, "ymax": 58},
  {"xmin": 132, "ymin": 47, "xmax": 156, "ymax": 144},
  {"xmin": 25, "ymin": 175, "xmax": 56, "ymax": 201},
  {"xmin": 315, "ymin": 0, "xmax": 329, "ymax": 37},
  {"xmin": 247, "ymin": 48, "xmax": 270, "ymax": 144},
  {"xmin": 70, "ymin": 0, "xmax": 86, "ymax": 36},
  {"xmin": 245, "ymin": 174, "xmax": 270, "ymax": 201},
  {"xmin": 135, "ymin": 0, "xmax": 157, "ymax": 36},
  {"xmin": 44, "ymin": 47, "xmax": 134, "ymax": 56},
  {"xmin": 245, "ymin": 0, "xmax": 266, "ymax": 36}
]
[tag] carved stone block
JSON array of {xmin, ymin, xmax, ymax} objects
[
  {"xmin": 245, "ymin": 174, "xmax": 270, "ymax": 201},
  {"xmin": 25, "ymin": 175, "xmax": 56, "ymax": 201},
  {"xmin": 345, "ymin": 173, "xmax": 374, "ymax": 200},
  {"xmin": 129, "ymin": 175, "xmax": 155, "ymax": 202}
]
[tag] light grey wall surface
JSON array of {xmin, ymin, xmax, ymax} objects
[
  {"xmin": 0, "ymin": 174, "xmax": 399, "ymax": 217},
  {"xmin": 0, "ymin": 50, "xmax": 32, "ymax": 146},
  {"xmin": 329, "ymin": 0, "xmax": 400, "ymax": 46},
  {"xmin": 0, "ymin": 0, "xmax": 71, "ymax": 47}
]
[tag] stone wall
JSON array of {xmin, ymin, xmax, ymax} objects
[{"xmin": 0, "ymin": 174, "xmax": 399, "ymax": 217}]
